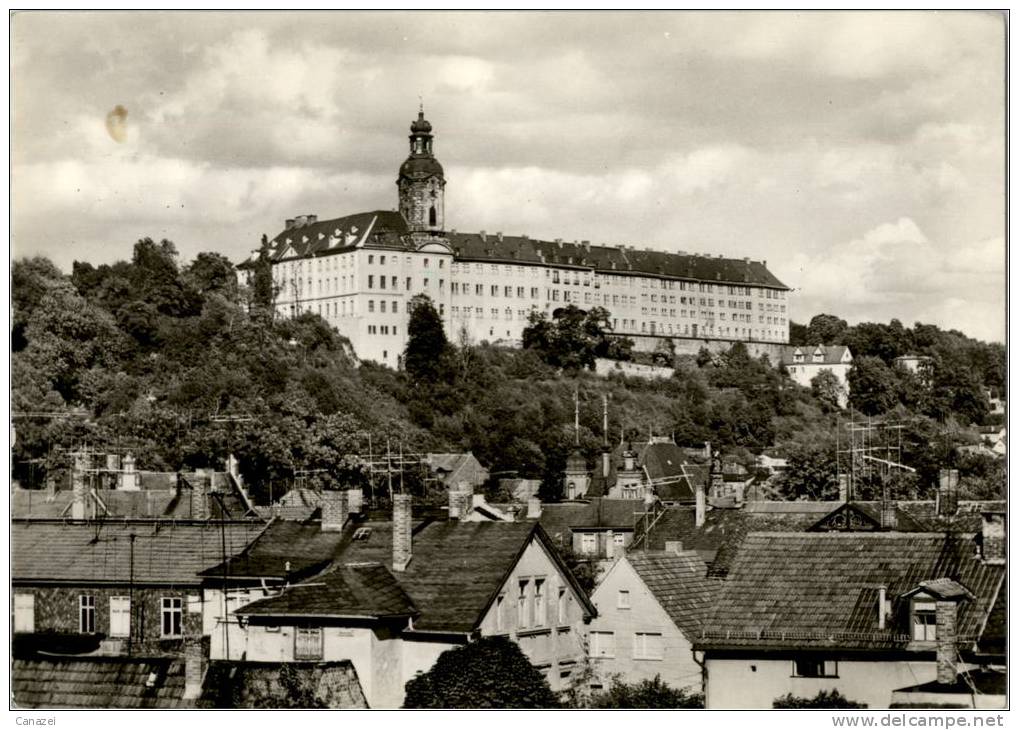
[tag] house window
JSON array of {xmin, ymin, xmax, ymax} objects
[
  {"xmin": 161, "ymin": 597, "xmax": 182, "ymax": 638},
  {"xmin": 109, "ymin": 596, "xmax": 131, "ymax": 638},
  {"xmin": 534, "ymin": 578, "xmax": 546, "ymax": 627},
  {"xmin": 518, "ymin": 580, "xmax": 529, "ymax": 629},
  {"xmin": 295, "ymin": 627, "xmax": 323, "ymax": 660},
  {"xmin": 14, "ymin": 594, "xmax": 34, "ymax": 633},
  {"xmin": 617, "ymin": 590, "xmax": 631, "ymax": 609},
  {"xmin": 557, "ymin": 587, "xmax": 567, "ymax": 625},
  {"xmin": 79, "ymin": 595, "xmax": 95, "ymax": 633},
  {"xmin": 792, "ymin": 658, "xmax": 838, "ymax": 678},
  {"xmin": 613, "ymin": 534, "xmax": 626, "ymax": 550},
  {"xmin": 580, "ymin": 533, "xmax": 597, "ymax": 555},
  {"xmin": 633, "ymin": 632, "xmax": 663, "ymax": 660},
  {"xmin": 912, "ymin": 600, "xmax": 938, "ymax": 641},
  {"xmin": 589, "ymin": 631, "xmax": 615, "ymax": 658},
  {"xmin": 495, "ymin": 594, "xmax": 505, "ymax": 632}
]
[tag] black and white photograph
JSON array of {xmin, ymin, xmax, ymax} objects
[{"xmin": 8, "ymin": 9, "xmax": 1008, "ymax": 714}]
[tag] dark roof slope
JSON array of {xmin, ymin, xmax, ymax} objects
[
  {"xmin": 13, "ymin": 520, "xmax": 265, "ymax": 586},
  {"xmin": 538, "ymin": 499, "xmax": 649, "ymax": 540},
  {"xmin": 240, "ymin": 563, "xmax": 416, "ymax": 618},
  {"xmin": 699, "ymin": 532, "xmax": 1004, "ymax": 651},
  {"xmin": 447, "ymin": 233, "xmax": 788, "ymax": 289},
  {"xmin": 235, "ymin": 519, "xmax": 594, "ymax": 633},
  {"xmin": 627, "ymin": 551, "xmax": 720, "ymax": 637},
  {"xmin": 13, "ymin": 657, "xmax": 193, "ymax": 709},
  {"xmin": 200, "ymin": 661, "xmax": 367, "ymax": 708},
  {"xmin": 198, "ymin": 519, "xmax": 346, "ymax": 581},
  {"xmin": 271, "ymin": 211, "xmax": 409, "ymax": 258}
]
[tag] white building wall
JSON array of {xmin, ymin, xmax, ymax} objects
[
  {"xmin": 704, "ymin": 656, "xmax": 939, "ymax": 709},
  {"xmin": 477, "ymin": 538, "xmax": 591, "ymax": 691},
  {"xmin": 270, "ymin": 245, "xmax": 790, "ymax": 367},
  {"xmin": 587, "ymin": 558, "xmax": 703, "ymax": 692}
]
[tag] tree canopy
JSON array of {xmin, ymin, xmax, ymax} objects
[{"xmin": 402, "ymin": 636, "xmax": 559, "ymax": 708}]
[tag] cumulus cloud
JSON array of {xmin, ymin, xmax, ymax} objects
[{"xmin": 10, "ymin": 11, "xmax": 1006, "ymax": 342}]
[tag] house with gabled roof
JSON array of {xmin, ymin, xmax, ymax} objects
[
  {"xmin": 695, "ymin": 514, "xmax": 1006, "ymax": 709},
  {"xmin": 224, "ymin": 492, "xmax": 596, "ymax": 708},
  {"xmin": 780, "ymin": 344, "xmax": 853, "ymax": 406},
  {"xmin": 585, "ymin": 549, "xmax": 719, "ymax": 693}
]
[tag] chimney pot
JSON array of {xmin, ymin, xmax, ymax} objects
[
  {"xmin": 183, "ymin": 637, "xmax": 206, "ymax": 700},
  {"xmin": 71, "ymin": 452, "xmax": 87, "ymax": 520},
  {"xmin": 695, "ymin": 481, "xmax": 706, "ymax": 528},
  {"xmin": 527, "ymin": 497, "xmax": 542, "ymax": 520},
  {"xmin": 936, "ymin": 600, "xmax": 960, "ymax": 685},
  {"xmin": 345, "ymin": 487, "xmax": 363, "ymax": 515},
  {"xmin": 838, "ymin": 474, "xmax": 849, "ymax": 503},
  {"xmin": 981, "ymin": 511, "xmax": 1005, "ymax": 564},
  {"xmin": 392, "ymin": 494, "xmax": 412, "ymax": 571},
  {"xmin": 664, "ymin": 540, "xmax": 684, "ymax": 555},
  {"xmin": 321, "ymin": 490, "xmax": 350, "ymax": 532}
]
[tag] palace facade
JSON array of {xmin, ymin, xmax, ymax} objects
[{"xmin": 242, "ymin": 110, "xmax": 791, "ymax": 368}]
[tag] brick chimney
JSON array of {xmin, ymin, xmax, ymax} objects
[
  {"xmin": 71, "ymin": 452, "xmax": 87, "ymax": 520},
  {"xmin": 285, "ymin": 218, "xmax": 295, "ymax": 230},
  {"xmin": 321, "ymin": 490, "xmax": 350, "ymax": 532},
  {"xmin": 345, "ymin": 487, "xmax": 363, "ymax": 515},
  {"xmin": 877, "ymin": 585, "xmax": 887, "ymax": 629},
  {"xmin": 448, "ymin": 486, "xmax": 472, "ymax": 520},
  {"xmin": 935, "ymin": 600, "xmax": 960, "ymax": 685},
  {"xmin": 190, "ymin": 476, "xmax": 208, "ymax": 521},
  {"xmin": 183, "ymin": 636, "xmax": 206, "ymax": 700},
  {"xmin": 527, "ymin": 496, "xmax": 542, "ymax": 520},
  {"xmin": 695, "ymin": 479, "xmax": 706, "ymax": 528},
  {"xmin": 838, "ymin": 474, "xmax": 849, "ymax": 503},
  {"xmin": 936, "ymin": 469, "xmax": 959, "ymax": 517},
  {"xmin": 981, "ymin": 511, "xmax": 1005, "ymax": 565},
  {"xmin": 392, "ymin": 494, "xmax": 412, "ymax": 572},
  {"xmin": 880, "ymin": 481, "xmax": 897, "ymax": 530}
]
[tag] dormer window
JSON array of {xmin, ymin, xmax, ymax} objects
[{"xmin": 912, "ymin": 598, "xmax": 937, "ymax": 641}]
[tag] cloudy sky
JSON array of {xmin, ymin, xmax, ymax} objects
[{"xmin": 12, "ymin": 11, "xmax": 1006, "ymax": 342}]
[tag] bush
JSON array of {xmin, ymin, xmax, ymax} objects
[
  {"xmin": 587, "ymin": 676, "xmax": 704, "ymax": 708},
  {"xmin": 403, "ymin": 636, "xmax": 558, "ymax": 708},
  {"xmin": 773, "ymin": 689, "xmax": 867, "ymax": 708}
]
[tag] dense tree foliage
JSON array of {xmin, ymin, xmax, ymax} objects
[
  {"xmin": 12, "ymin": 244, "xmax": 1004, "ymax": 506},
  {"xmin": 403, "ymin": 294, "xmax": 450, "ymax": 384},
  {"xmin": 403, "ymin": 636, "xmax": 558, "ymax": 708}
]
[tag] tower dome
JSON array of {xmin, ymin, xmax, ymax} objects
[{"xmin": 397, "ymin": 107, "xmax": 445, "ymax": 233}]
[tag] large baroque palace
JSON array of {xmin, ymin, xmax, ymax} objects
[{"xmin": 242, "ymin": 110, "xmax": 791, "ymax": 368}]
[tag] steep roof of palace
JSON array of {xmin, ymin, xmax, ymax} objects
[
  {"xmin": 780, "ymin": 345, "xmax": 852, "ymax": 366},
  {"xmin": 263, "ymin": 209, "xmax": 788, "ymax": 289},
  {"xmin": 447, "ymin": 232, "xmax": 788, "ymax": 288}
]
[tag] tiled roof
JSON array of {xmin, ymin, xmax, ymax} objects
[
  {"xmin": 11, "ymin": 488, "xmax": 176, "ymax": 519},
  {"xmin": 640, "ymin": 443, "xmax": 695, "ymax": 503},
  {"xmin": 12, "ymin": 520, "xmax": 265, "ymax": 586},
  {"xmin": 200, "ymin": 661, "xmax": 367, "ymax": 708},
  {"xmin": 627, "ymin": 551, "xmax": 720, "ymax": 637},
  {"xmin": 13, "ymin": 657, "xmax": 193, "ymax": 708},
  {"xmin": 273, "ymin": 487, "xmax": 323, "ymax": 521},
  {"xmin": 538, "ymin": 499, "xmax": 649, "ymax": 541},
  {"xmin": 896, "ymin": 501, "xmax": 1006, "ymax": 533},
  {"xmin": 239, "ymin": 563, "xmax": 416, "ymax": 618},
  {"xmin": 780, "ymin": 345, "xmax": 851, "ymax": 366},
  {"xmin": 197, "ymin": 519, "xmax": 346, "ymax": 580},
  {"xmin": 271, "ymin": 211, "xmax": 410, "ymax": 259},
  {"xmin": 234, "ymin": 519, "xmax": 594, "ymax": 633},
  {"xmin": 447, "ymin": 233, "xmax": 788, "ymax": 289},
  {"xmin": 698, "ymin": 532, "xmax": 1004, "ymax": 651},
  {"xmin": 427, "ymin": 452, "xmax": 488, "ymax": 487}
]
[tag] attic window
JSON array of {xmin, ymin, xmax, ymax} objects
[
  {"xmin": 912, "ymin": 599, "xmax": 937, "ymax": 641},
  {"xmin": 352, "ymin": 527, "xmax": 373, "ymax": 541}
]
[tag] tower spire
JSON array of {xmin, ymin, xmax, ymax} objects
[{"xmin": 398, "ymin": 104, "xmax": 445, "ymax": 233}]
